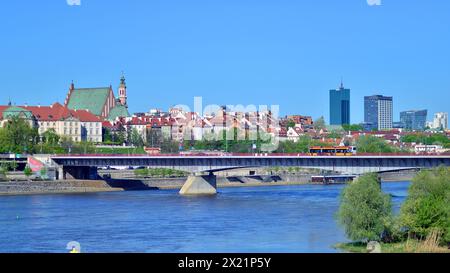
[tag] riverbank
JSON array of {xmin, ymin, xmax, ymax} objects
[
  {"xmin": 0, "ymin": 177, "xmax": 412, "ymax": 196},
  {"xmin": 335, "ymin": 241, "xmax": 450, "ymax": 253},
  {"xmin": 0, "ymin": 179, "xmax": 313, "ymax": 196},
  {"xmin": 0, "ymin": 180, "xmax": 123, "ymax": 196}
]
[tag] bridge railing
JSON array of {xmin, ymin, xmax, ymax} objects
[{"xmin": 50, "ymin": 152, "xmax": 450, "ymax": 157}]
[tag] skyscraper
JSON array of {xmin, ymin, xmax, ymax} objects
[
  {"xmin": 432, "ymin": 112, "xmax": 448, "ymax": 130},
  {"xmin": 364, "ymin": 95, "xmax": 393, "ymax": 131},
  {"xmin": 400, "ymin": 110, "xmax": 428, "ymax": 131},
  {"xmin": 329, "ymin": 81, "xmax": 350, "ymax": 125}
]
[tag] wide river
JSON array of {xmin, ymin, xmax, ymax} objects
[{"xmin": 0, "ymin": 182, "xmax": 410, "ymax": 253}]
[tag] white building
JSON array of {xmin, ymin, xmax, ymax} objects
[{"xmin": 432, "ymin": 112, "xmax": 448, "ymax": 130}]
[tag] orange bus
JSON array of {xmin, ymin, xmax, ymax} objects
[{"xmin": 309, "ymin": 146, "xmax": 356, "ymax": 156}]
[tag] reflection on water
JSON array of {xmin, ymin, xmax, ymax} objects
[{"xmin": 0, "ymin": 182, "xmax": 410, "ymax": 253}]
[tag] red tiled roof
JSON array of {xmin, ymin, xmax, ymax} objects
[
  {"xmin": 0, "ymin": 103, "xmax": 102, "ymax": 123},
  {"xmin": 0, "ymin": 106, "xmax": 9, "ymax": 119},
  {"xmin": 70, "ymin": 109, "xmax": 102, "ymax": 122},
  {"xmin": 102, "ymin": 121, "xmax": 114, "ymax": 128},
  {"xmin": 21, "ymin": 103, "xmax": 70, "ymax": 121}
]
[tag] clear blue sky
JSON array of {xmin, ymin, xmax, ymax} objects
[{"xmin": 1, "ymin": 0, "xmax": 449, "ymax": 123}]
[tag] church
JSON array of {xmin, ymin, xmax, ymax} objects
[{"xmin": 64, "ymin": 75, "xmax": 130, "ymax": 121}]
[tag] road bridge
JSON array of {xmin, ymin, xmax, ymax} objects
[{"xmin": 50, "ymin": 154, "xmax": 450, "ymax": 195}]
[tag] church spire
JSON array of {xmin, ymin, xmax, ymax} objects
[
  {"xmin": 118, "ymin": 72, "xmax": 127, "ymax": 106},
  {"xmin": 120, "ymin": 71, "xmax": 126, "ymax": 85}
]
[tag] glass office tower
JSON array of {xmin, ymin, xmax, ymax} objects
[
  {"xmin": 400, "ymin": 110, "xmax": 428, "ymax": 131},
  {"xmin": 329, "ymin": 82, "xmax": 350, "ymax": 125}
]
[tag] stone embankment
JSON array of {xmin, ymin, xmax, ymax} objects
[{"xmin": 0, "ymin": 170, "xmax": 416, "ymax": 196}]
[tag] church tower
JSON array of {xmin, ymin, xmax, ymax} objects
[{"xmin": 118, "ymin": 74, "xmax": 127, "ymax": 106}]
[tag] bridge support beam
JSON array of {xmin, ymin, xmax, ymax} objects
[
  {"xmin": 57, "ymin": 166, "xmax": 64, "ymax": 181},
  {"xmin": 179, "ymin": 174, "xmax": 217, "ymax": 196}
]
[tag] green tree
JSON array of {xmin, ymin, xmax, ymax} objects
[
  {"xmin": 130, "ymin": 128, "xmax": 144, "ymax": 147},
  {"xmin": 146, "ymin": 127, "xmax": 163, "ymax": 147},
  {"xmin": 113, "ymin": 124, "xmax": 127, "ymax": 145},
  {"xmin": 342, "ymin": 124, "xmax": 363, "ymax": 132},
  {"xmin": 102, "ymin": 127, "xmax": 114, "ymax": 143},
  {"xmin": 0, "ymin": 162, "xmax": 8, "ymax": 180},
  {"xmin": 399, "ymin": 166, "xmax": 450, "ymax": 245},
  {"xmin": 327, "ymin": 130, "xmax": 342, "ymax": 139},
  {"xmin": 313, "ymin": 116, "xmax": 326, "ymax": 130},
  {"xmin": 286, "ymin": 119, "xmax": 296, "ymax": 130},
  {"xmin": 60, "ymin": 137, "xmax": 74, "ymax": 154},
  {"xmin": 337, "ymin": 173, "xmax": 393, "ymax": 242},
  {"xmin": 0, "ymin": 116, "xmax": 39, "ymax": 154},
  {"xmin": 356, "ymin": 135, "xmax": 399, "ymax": 153},
  {"xmin": 24, "ymin": 165, "xmax": 33, "ymax": 180},
  {"xmin": 42, "ymin": 129, "xmax": 60, "ymax": 145}
]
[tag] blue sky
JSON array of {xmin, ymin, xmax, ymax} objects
[{"xmin": 0, "ymin": 0, "xmax": 449, "ymax": 123}]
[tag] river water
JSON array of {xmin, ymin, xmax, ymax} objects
[{"xmin": 0, "ymin": 182, "xmax": 410, "ymax": 253}]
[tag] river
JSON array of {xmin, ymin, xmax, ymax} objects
[{"xmin": 0, "ymin": 181, "xmax": 410, "ymax": 253}]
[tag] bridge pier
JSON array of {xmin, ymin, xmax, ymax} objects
[
  {"xmin": 179, "ymin": 173, "xmax": 217, "ymax": 196},
  {"xmin": 57, "ymin": 166, "xmax": 64, "ymax": 180}
]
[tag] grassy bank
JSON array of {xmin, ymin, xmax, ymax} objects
[{"xmin": 335, "ymin": 240, "xmax": 450, "ymax": 253}]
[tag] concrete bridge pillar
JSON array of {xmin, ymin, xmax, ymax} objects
[
  {"xmin": 57, "ymin": 166, "xmax": 65, "ymax": 180},
  {"xmin": 179, "ymin": 174, "xmax": 217, "ymax": 196}
]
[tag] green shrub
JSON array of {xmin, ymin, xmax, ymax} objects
[
  {"xmin": 134, "ymin": 168, "xmax": 149, "ymax": 177},
  {"xmin": 399, "ymin": 166, "xmax": 450, "ymax": 245},
  {"xmin": 337, "ymin": 173, "xmax": 393, "ymax": 243},
  {"xmin": 24, "ymin": 166, "xmax": 33, "ymax": 179}
]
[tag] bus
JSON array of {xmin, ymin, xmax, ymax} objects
[{"xmin": 309, "ymin": 146, "xmax": 356, "ymax": 156}]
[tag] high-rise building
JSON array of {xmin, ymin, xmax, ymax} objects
[
  {"xmin": 364, "ymin": 95, "xmax": 393, "ymax": 131},
  {"xmin": 400, "ymin": 110, "xmax": 428, "ymax": 131},
  {"xmin": 432, "ymin": 112, "xmax": 448, "ymax": 130},
  {"xmin": 329, "ymin": 81, "xmax": 350, "ymax": 125}
]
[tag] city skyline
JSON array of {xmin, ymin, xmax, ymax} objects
[{"xmin": 1, "ymin": 1, "xmax": 449, "ymax": 123}]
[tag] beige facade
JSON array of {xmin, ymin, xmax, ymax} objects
[
  {"xmin": 38, "ymin": 117, "xmax": 82, "ymax": 142},
  {"xmin": 82, "ymin": 121, "xmax": 103, "ymax": 142}
]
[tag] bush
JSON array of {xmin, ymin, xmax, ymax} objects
[
  {"xmin": 399, "ymin": 166, "xmax": 450, "ymax": 245},
  {"xmin": 24, "ymin": 166, "xmax": 33, "ymax": 179},
  {"xmin": 134, "ymin": 168, "xmax": 149, "ymax": 177},
  {"xmin": 337, "ymin": 173, "xmax": 393, "ymax": 243}
]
